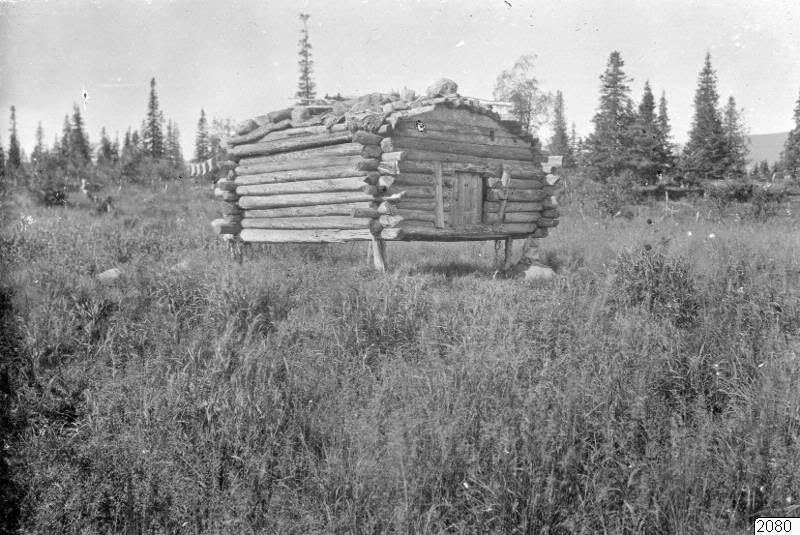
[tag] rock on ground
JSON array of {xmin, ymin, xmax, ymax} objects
[
  {"xmin": 97, "ymin": 267, "xmax": 123, "ymax": 284},
  {"xmin": 524, "ymin": 263, "xmax": 556, "ymax": 281}
]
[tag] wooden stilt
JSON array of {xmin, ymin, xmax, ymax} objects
[
  {"xmin": 371, "ymin": 234, "xmax": 387, "ymax": 272},
  {"xmin": 504, "ymin": 237, "xmax": 512, "ymax": 269}
]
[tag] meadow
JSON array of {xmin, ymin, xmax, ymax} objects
[{"xmin": 1, "ymin": 177, "xmax": 799, "ymax": 534}]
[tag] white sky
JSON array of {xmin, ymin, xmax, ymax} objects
[{"xmin": 1, "ymin": 0, "xmax": 799, "ymax": 155}]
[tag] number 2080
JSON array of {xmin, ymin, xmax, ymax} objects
[{"xmin": 755, "ymin": 518, "xmax": 796, "ymax": 534}]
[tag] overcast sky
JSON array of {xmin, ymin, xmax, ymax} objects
[{"xmin": 1, "ymin": 0, "xmax": 799, "ymax": 157}]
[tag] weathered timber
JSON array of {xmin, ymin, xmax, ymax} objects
[
  {"xmin": 531, "ymin": 228, "xmax": 549, "ymax": 238},
  {"xmin": 261, "ymin": 123, "xmax": 348, "ymax": 141},
  {"xmin": 356, "ymin": 158, "xmax": 380, "ymax": 171},
  {"xmin": 241, "ymin": 216, "xmax": 374, "ymax": 230},
  {"xmin": 399, "ymin": 107, "xmax": 502, "ymax": 129},
  {"xmin": 484, "ymin": 212, "xmax": 541, "ymax": 224},
  {"xmin": 238, "ymin": 191, "xmax": 375, "ymax": 210},
  {"xmin": 219, "ymin": 160, "xmax": 238, "ymax": 171},
  {"xmin": 483, "ymin": 201, "xmax": 543, "ymax": 213},
  {"xmin": 545, "ymin": 174, "xmax": 561, "ymax": 186},
  {"xmin": 230, "ymin": 131, "xmax": 353, "ymax": 157},
  {"xmin": 236, "ymin": 119, "xmax": 259, "ymax": 136},
  {"xmin": 393, "ymin": 125, "xmax": 521, "ymax": 147},
  {"xmin": 378, "ymin": 215, "xmax": 404, "ymax": 227},
  {"xmin": 222, "ymin": 203, "xmax": 243, "ymax": 216},
  {"xmin": 216, "ymin": 179, "xmax": 237, "ymax": 192},
  {"xmin": 395, "ymin": 118, "xmax": 517, "ymax": 139},
  {"xmin": 392, "ymin": 173, "xmax": 447, "ymax": 186},
  {"xmin": 352, "ymin": 207, "xmax": 380, "ymax": 218},
  {"xmin": 396, "ymin": 199, "xmax": 438, "ymax": 211},
  {"xmin": 227, "ymin": 170, "xmax": 237, "ymax": 180},
  {"xmin": 235, "ymin": 165, "xmax": 370, "ymax": 185},
  {"xmin": 396, "ymin": 209, "xmax": 445, "ymax": 223},
  {"xmin": 240, "ymin": 228, "xmax": 403, "ymax": 243},
  {"xmin": 381, "ymin": 151, "xmax": 406, "ymax": 162},
  {"xmin": 397, "ymin": 225, "xmax": 537, "ymax": 241},
  {"xmin": 211, "ymin": 218, "xmax": 241, "ymax": 235},
  {"xmin": 361, "ymin": 145, "xmax": 382, "ymax": 159},
  {"xmin": 243, "ymin": 202, "xmax": 371, "ymax": 219},
  {"xmin": 387, "ymin": 185, "xmax": 436, "ymax": 198},
  {"xmin": 236, "ymin": 176, "xmax": 371, "ymax": 196},
  {"xmin": 220, "ymin": 191, "xmax": 239, "ymax": 202},
  {"xmin": 370, "ymin": 234, "xmax": 387, "ymax": 272},
  {"xmin": 433, "ymin": 161, "xmax": 445, "ymax": 228},
  {"xmin": 495, "ymin": 167, "xmax": 512, "ymax": 226},
  {"xmin": 236, "ymin": 144, "xmax": 364, "ymax": 172},
  {"xmin": 537, "ymin": 218, "xmax": 559, "ymax": 228},
  {"xmin": 377, "ymin": 124, "xmax": 392, "ymax": 136},
  {"xmin": 485, "ymin": 189, "xmax": 548, "ymax": 202},
  {"xmin": 378, "ymin": 176, "xmax": 396, "ymax": 189},
  {"xmin": 543, "ymin": 195, "xmax": 558, "ymax": 208},
  {"xmin": 487, "ymin": 177, "xmax": 545, "ymax": 190},
  {"xmin": 227, "ymin": 119, "xmax": 292, "ymax": 146},
  {"xmin": 401, "ymin": 150, "xmax": 534, "ymax": 167},
  {"xmin": 541, "ymin": 209, "xmax": 559, "ymax": 218},
  {"xmin": 377, "ymin": 202, "xmax": 397, "ymax": 215},
  {"xmin": 352, "ymin": 131, "xmax": 384, "ymax": 146},
  {"xmin": 380, "ymin": 160, "xmax": 501, "ymax": 177},
  {"xmin": 378, "ymin": 192, "xmax": 406, "ymax": 203},
  {"xmin": 382, "ymin": 136, "xmax": 536, "ymax": 161}
]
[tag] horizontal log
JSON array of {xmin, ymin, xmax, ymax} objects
[
  {"xmin": 377, "ymin": 124, "xmax": 392, "ymax": 136},
  {"xmin": 378, "ymin": 175, "xmax": 396, "ymax": 189},
  {"xmin": 237, "ymin": 144, "xmax": 365, "ymax": 172},
  {"xmin": 243, "ymin": 202, "xmax": 371, "ymax": 219},
  {"xmin": 395, "ymin": 119, "xmax": 517, "ymax": 140},
  {"xmin": 230, "ymin": 131, "xmax": 353, "ymax": 157},
  {"xmin": 397, "ymin": 209, "xmax": 439, "ymax": 223},
  {"xmin": 380, "ymin": 160, "xmax": 500, "ymax": 177},
  {"xmin": 378, "ymin": 215, "xmax": 404, "ymax": 227},
  {"xmin": 215, "ymin": 189, "xmax": 239, "ymax": 202},
  {"xmin": 227, "ymin": 169, "xmax": 237, "ymax": 180},
  {"xmin": 238, "ymin": 191, "xmax": 375, "ymax": 210},
  {"xmin": 381, "ymin": 151, "xmax": 406, "ymax": 162},
  {"xmin": 545, "ymin": 174, "xmax": 560, "ymax": 186},
  {"xmin": 352, "ymin": 207, "xmax": 380, "ymax": 218},
  {"xmin": 216, "ymin": 179, "xmax": 237, "ymax": 191},
  {"xmin": 211, "ymin": 218, "xmax": 241, "ymax": 235},
  {"xmin": 483, "ymin": 201, "xmax": 543, "ymax": 213},
  {"xmin": 236, "ymin": 176, "xmax": 371, "ymax": 196},
  {"xmin": 361, "ymin": 145, "xmax": 382, "ymax": 159},
  {"xmin": 484, "ymin": 212, "xmax": 541, "ymax": 224},
  {"xmin": 356, "ymin": 158, "xmax": 380, "ymax": 171},
  {"xmin": 235, "ymin": 165, "xmax": 370, "ymax": 185},
  {"xmin": 221, "ymin": 203, "xmax": 243, "ymax": 216},
  {"xmin": 219, "ymin": 160, "xmax": 238, "ymax": 171},
  {"xmin": 261, "ymin": 123, "xmax": 348, "ymax": 142},
  {"xmin": 397, "ymin": 225, "xmax": 537, "ymax": 242},
  {"xmin": 382, "ymin": 136, "xmax": 536, "ymax": 161},
  {"xmin": 541, "ymin": 209, "xmax": 559, "ymax": 218},
  {"xmin": 241, "ymin": 216, "xmax": 374, "ymax": 230},
  {"xmin": 378, "ymin": 192, "xmax": 406, "ymax": 203},
  {"xmin": 239, "ymin": 228, "xmax": 374, "ymax": 243},
  {"xmin": 487, "ymin": 177, "xmax": 545, "ymax": 190},
  {"xmin": 531, "ymin": 228, "xmax": 549, "ymax": 238},
  {"xmin": 387, "ymin": 185, "xmax": 435, "ymax": 198},
  {"xmin": 393, "ymin": 123, "xmax": 522, "ymax": 147},
  {"xmin": 485, "ymin": 189, "xmax": 548, "ymax": 202},
  {"xmin": 377, "ymin": 201, "xmax": 397, "ymax": 215},
  {"xmin": 402, "ymin": 149, "xmax": 535, "ymax": 166},
  {"xmin": 543, "ymin": 196, "xmax": 558, "ymax": 208},
  {"xmin": 537, "ymin": 218, "xmax": 559, "ymax": 228},
  {"xmin": 227, "ymin": 119, "xmax": 292, "ymax": 146},
  {"xmin": 396, "ymin": 199, "xmax": 437, "ymax": 211},
  {"xmin": 353, "ymin": 130, "xmax": 384, "ymax": 146}
]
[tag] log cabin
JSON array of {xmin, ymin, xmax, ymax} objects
[{"xmin": 212, "ymin": 79, "xmax": 561, "ymax": 271}]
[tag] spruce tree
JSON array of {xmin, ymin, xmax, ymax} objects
[
  {"xmin": 32, "ymin": 122, "xmax": 47, "ymax": 166},
  {"xmin": 0, "ymin": 137, "xmax": 5, "ymax": 183},
  {"xmin": 655, "ymin": 91, "xmax": 674, "ymax": 170},
  {"xmin": 171, "ymin": 122, "xmax": 183, "ymax": 165},
  {"xmin": 7, "ymin": 106, "xmax": 22, "ymax": 172},
  {"xmin": 69, "ymin": 104, "xmax": 91, "ymax": 166},
  {"xmin": 683, "ymin": 52, "xmax": 728, "ymax": 181},
  {"xmin": 721, "ymin": 96, "xmax": 749, "ymax": 179},
  {"xmin": 60, "ymin": 115, "xmax": 71, "ymax": 162},
  {"xmin": 584, "ymin": 51, "xmax": 636, "ymax": 181},
  {"xmin": 548, "ymin": 91, "xmax": 573, "ymax": 165},
  {"xmin": 629, "ymin": 81, "xmax": 661, "ymax": 181},
  {"xmin": 97, "ymin": 127, "xmax": 114, "ymax": 165},
  {"xmin": 143, "ymin": 77, "xmax": 165, "ymax": 159},
  {"xmin": 782, "ymin": 89, "xmax": 800, "ymax": 179},
  {"xmin": 195, "ymin": 109, "xmax": 210, "ymax": 161},
  {"xmin": 296, "ymin": 13, "xmax": 316, "ymax": 102}
]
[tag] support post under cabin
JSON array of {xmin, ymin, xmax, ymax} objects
[{"xmin": 370, "ymin": 234, "xmax": 387, "ymax": 272}]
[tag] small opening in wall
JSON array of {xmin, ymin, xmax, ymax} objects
[{"xmin": 489, "ymin": 129, "xmax": 495, "ymax": 141}]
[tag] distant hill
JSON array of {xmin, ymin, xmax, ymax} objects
[{"xmin": 747, "ymin": 132, "xmax": 788, "ymax": 166}]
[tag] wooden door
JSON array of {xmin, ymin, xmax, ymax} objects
[{"xmin": 451, "ymin": 172, "xmax": 483, "ymax": 228}]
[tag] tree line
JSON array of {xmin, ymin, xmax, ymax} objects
[
  {"xmin": 494, "ymin": 51, "xmax": 800, "ymax": 186},
  {"xmin": 0, "ymin": 78, "xmax": 233, "ymax": 204}
]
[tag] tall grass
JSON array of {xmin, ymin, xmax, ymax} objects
[{"xmin": 1, "ymin": 181, "xmax": 799, "ymax": 533}]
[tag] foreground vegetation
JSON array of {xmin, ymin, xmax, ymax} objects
[{"xmin": 1, "ymin": 180, "xmax": 799, "ymax": 534}]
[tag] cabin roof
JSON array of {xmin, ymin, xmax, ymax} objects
[{"xmin": 231, "ymin": 81, "xmax": 534, "ymax": 147}]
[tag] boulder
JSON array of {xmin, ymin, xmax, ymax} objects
[
  {"xmin": 425, "ymin": 78, "xmax": 458, "ymax": 98},
  {"xmin": 524, "ymin": 263, "xmax": 556, "ymax": 281},
  {"xmin": 97, "ymin": 267, "xmax": 123, "ymax": 284}
]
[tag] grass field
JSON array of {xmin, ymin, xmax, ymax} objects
[{"xmin": 1, "ymin": 179, "xmax": 799, "ymax": 534}]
